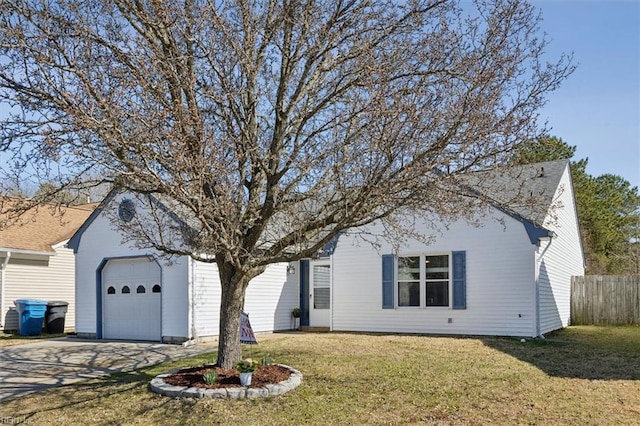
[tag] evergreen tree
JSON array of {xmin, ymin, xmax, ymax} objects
[{"xmin": 515, "ymin": 136, "xmax": 640, "ymax": 274}]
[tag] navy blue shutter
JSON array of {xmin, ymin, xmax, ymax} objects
[
  {"xmin": 382, "ymin": 254, "xmax": 394, "ymax": 309},
  {"xmin": 299, "ymin": 260, "xmax": 310, "ymax": 326},
  {"xmin": 452, "ymin": 251, "xmax": 467, "ymax": 310}
]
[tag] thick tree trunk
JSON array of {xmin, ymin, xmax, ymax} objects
[
  {"xmin": 216, "ymin": 280, "xmax": 246, "ymax": 369},
  {"xmin": 216, "ymin": 261, "xmax": 261, "ymax": 369}
]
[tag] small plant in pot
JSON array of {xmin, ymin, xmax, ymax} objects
[
  {"xmin": 292, "ymin": 307, "xmax": 301, "ymax": 330},
  {"xmin": 236, "ymin": 358, "xmax": 259, "ymax": 386}
]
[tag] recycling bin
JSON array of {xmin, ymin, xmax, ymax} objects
[
  {"xmin": 45, "ymin": 301, "xmax": 69, "ymax": 334},
  {"xmin": 14, "ymin": 299, "xmax": 47, "ymax": 336}
]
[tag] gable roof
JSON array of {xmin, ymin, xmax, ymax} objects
[
  {"xmin": 0, "ymin": 198, "xmax": 96, "ymax": 254},
  {"xmin": 461, "ymin": 159, "xmax": 569, "ymax": 228},
  {"xmin": 474, "ymin": 160, "xmax": 569, "ymax": 226},
  {"xmin": 67, "ymin": 160, "xmax": 570, "ymax": 254}
]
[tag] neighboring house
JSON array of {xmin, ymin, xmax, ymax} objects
[
  {"xmin": 0, "ymin": 200, "xmax": 95, "ymax": 332},
  {"xmin": 68, "ymin": 159, "xmax": 584, "ymax": 343}
]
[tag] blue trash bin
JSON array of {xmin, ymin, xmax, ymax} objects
[{"xmin": 14, "ymin": 299, "xmax": 47, "ymax": 336}]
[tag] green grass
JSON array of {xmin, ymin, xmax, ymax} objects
[
  {"xmin": 549, "ymin": 324, "xmax": 640, "ymax": 354},
  {"xmin": 1, "ymin": 326, "xmax": 639, "ymax": 424}
]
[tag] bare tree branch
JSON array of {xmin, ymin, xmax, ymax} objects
[{"xmin": 0, "ymin": 0, "xmax": 574, "ymax": 367}]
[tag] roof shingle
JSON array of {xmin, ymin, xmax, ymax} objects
[{"xmin": 0, "ymin": 199, "xmax": 95, "ymax": 253}]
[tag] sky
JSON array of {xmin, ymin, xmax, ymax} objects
[
  {"xmin": 531, "ymin": 0, "xmax": 640, "ymax": 188},
  {"xmin": 0, "ymin": 1, "xmax": 638, "ymax": 189}
]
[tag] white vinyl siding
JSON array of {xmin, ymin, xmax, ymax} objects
[
  {"xmin": 244, "ymin": 263, "xmax": 299, "ymax": 332},
  {"xmin": 74, "ymin": 194, "xmax": 190, "ymax": 340},
  {"xmin": 192, "ymin": 261, "xmax": 299, "ymax": 338},
  {"xmin": 537, "ymin": 165, "xmax": 585, "ymax": 334},
  {"xmin": 2, "ymin": 245, "xmax": 76, "ymax": 332},
  {"xmin": 190, "ymin": 261, "xmax": 221, "ymax": 339},
  {"xmin": 332, "ymin": 209, "xmax": 537, "ymax": 337}
]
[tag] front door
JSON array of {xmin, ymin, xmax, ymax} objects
[{"xmin": 309, "ymin": 260, "xmax": 331, "ymax": 327}]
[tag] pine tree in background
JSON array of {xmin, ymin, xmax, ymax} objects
[{"xmin": 514, "ymin": 136, "xmax": 640, "ymax": 274}]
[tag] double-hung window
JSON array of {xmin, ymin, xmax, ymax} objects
[
  {"xmin": 397, "ymin": 254, "xmax": 450, "ymax": 308},
  {"xmin": 397, "ymin": 256, "xmax": 420, "ymax": 307},
  {"xmin": 425, "ymin": 255, "xmax": 449, "ymax": 306}
]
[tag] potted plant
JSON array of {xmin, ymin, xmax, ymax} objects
[
  {"xmin": 236, "ymin": 358, "xmax": 259, "ymax": 386},
  {"xmin": 292, "ymin": 307, "xmax": 301, "ymax": 330}
]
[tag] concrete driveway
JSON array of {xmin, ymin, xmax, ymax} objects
[{"xmin": 0, "ymin": 337, "xmax": 213, "ymax": 402}]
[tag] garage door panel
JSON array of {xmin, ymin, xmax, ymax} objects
[{"xmin": 103, "ymin": 259, "xmax": 161, "ymax": 341}]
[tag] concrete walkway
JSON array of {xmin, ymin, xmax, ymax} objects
[{"xmin": 0, "ymin": 337, "xmax": 214, "ymax": 403}]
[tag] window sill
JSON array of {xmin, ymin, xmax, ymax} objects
[{"xmin": 395, "ymin": 306, "xmax": 452, "ymax": 310}]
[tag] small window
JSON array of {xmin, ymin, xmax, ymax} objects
[
  {"xmin": 152, "ymin": 284, "xmax": 161, "ymax": 293},
  {"xmin": 397, "ymin": 256, "xmax": 420, "ymax": 307},
  {"xmin": 107, "ymin": 286, "xmax": 116, "ymax": 295},
  {"xmin": 425, "ymin": 255, "xmax": 449, "ymax": 307},
  {"xmin": 122, "ymin": 285, "xmax": 130, "ymax": 294},
  {"xmin": 136, "ymin": 285, "xmax": 146, "ymax": 294}
]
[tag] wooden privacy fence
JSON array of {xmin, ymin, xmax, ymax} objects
[{"xmin": 571, "ymin": 275, "xmax": 640, "ymax": 325}]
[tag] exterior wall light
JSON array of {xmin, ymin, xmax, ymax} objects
[{"xmin": 287, "ymin": 263, "xmax": 296, "ymax": 275}]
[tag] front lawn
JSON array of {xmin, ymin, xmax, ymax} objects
[{"xmin": 2, "ymin": 326, "xmax": 639, "ymax": 424}]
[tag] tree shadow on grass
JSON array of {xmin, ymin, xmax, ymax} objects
[
  {"xmin": 6, "ymin": 369, "xmax": 155, "ymax": 421},
  {"xmin": 0, "ymin": 339, "xmax": 213, "ymax": 403},
  {"xmin": 8, "ymin": 362, "xmax": 219, "ymax": 422},
  {"xmin": 481, "ymin": 336, "xmax": 640, "ymax": 381}
]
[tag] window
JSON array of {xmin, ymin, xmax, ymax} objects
[
  {"xmin": 136, "ymin": 285, "xmax": 146, "ymax": 294},
  {"xmin": 118, "ymin": 199, "xmax": 136, "ymax": 222},
  {"xmin": 152, "ymin": 284, "xmax": 161, "ymax": 293},
  {"xmin": 312, "ymin": 264, "xmax": 330, "ymax": 309},
  {"xmin": 122, "ymin": 285, "xmax": 130, "ymax": 294},
  {"xmin": 425, "ymin": 255, "xmax": 449, "ymax": 306},
  {"xmin": 397, "ymin": 256, "xmax": 420, "ymax": 307},
  {"xmin": 107, "ymin": 286, "xmax": 116, "ymax": 295},
  {"xmin": 382, "ymin": 251, "xmax": 465, "ymax": 310},
  {"xmin": 397, "ymin": 254, "xmax": 450, "ymax": 308}
]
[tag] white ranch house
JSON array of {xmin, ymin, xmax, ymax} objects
[{"xmin": 68, "ymin": 159, "xmax": 584, "ymax": 342}]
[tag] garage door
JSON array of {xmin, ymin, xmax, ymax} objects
[{"xmin": 102, "ymin": 258, "xmax": 161, "ymax": 341}]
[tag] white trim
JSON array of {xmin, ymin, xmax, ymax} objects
[
  {"xmin": 0, "ymin": 247, "xmax": 54, "ymax": 258},
  {"xmin": 189, "ymin": 258, "xmax": 196, "ymax": 340},
  {"xmin": 330, "ymin": 255, "xmax": 335, "ymax": 332},
  {"xmin": 309, "ymin": 259, "xmax": 331, "ymax": 328},
  {"xmin": 52, "ymin": 239, "xmax": 70, "ymax": 250},
  {"xmin": 0, "ymin": 251, "xmax": 11, "ymax": 328},
  {"xmin": 534, "ymin": 248, "xmax": 540, "ymax": 337},
  {"xmin": 396, "ymin": 252, "xmax": 453, "ymax": 309}
]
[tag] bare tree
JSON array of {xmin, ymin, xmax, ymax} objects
[{"xmin": 0, "ymin": 0, "xmax": 573, "ymax": 368}]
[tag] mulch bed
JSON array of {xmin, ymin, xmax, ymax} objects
[{"xmin": 163, "ymin": 364, "xmax": 291, "ymax": 389}]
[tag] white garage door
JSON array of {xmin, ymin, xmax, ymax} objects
[{"xmin": 102, "ymin": 258, "xmax": 161, "ymax": 341}]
